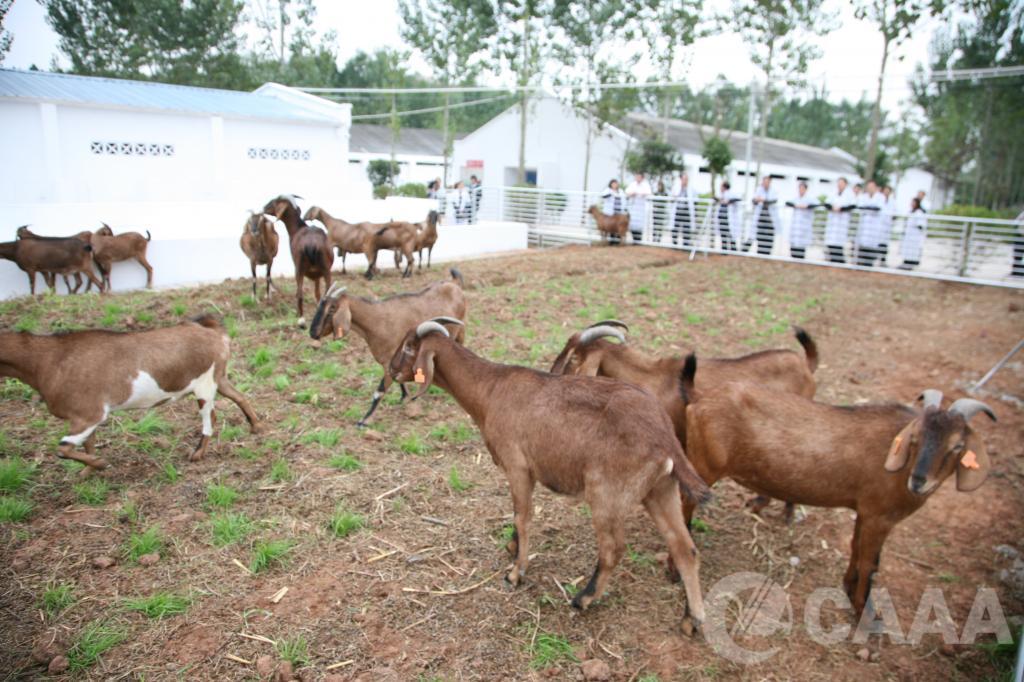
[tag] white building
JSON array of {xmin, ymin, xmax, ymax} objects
[
  {"xmin": 348, "ymin": 124, "xmax": 465, "ymax": 189},
  {"xmin": 452, "ymin": 97, "xmax": 633, "ymax": 193}
]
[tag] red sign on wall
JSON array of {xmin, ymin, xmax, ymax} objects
[{"xmin": 466, "ymin": 159, "xmax": 484, "ymax": 168}]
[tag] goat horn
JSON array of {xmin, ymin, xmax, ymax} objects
[
  {"xmin": 416, "ymin": 321, "xmax": 451, "ymax": 338},
  {"xmin": 579, "ymin": 325, "xmax": 626, "ymax": 345},
  {"xmin": 587, "ymin": 319, "xmax": 629, "ymax": 332},
  {"xmin": 948, "ymin": 398, "xmax": 997, "ymax": 423},
  {"xmin": 325, "ymin": 282, "xmax": 347, "ymax": 300},
  {"xmin": 918, "ymin": 389, "xmax": 943, "ymax": 409},
  {"xmin": 428, "ymin": 316, "xmax": 465, "ymax": 327}
]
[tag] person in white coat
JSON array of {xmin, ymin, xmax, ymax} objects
[
  {"xmin": 716, "ymin": 180, "xmax": 741, "ymax": 251},
  {"xmin": 899, "ymin": 196, "xmax": 927, "ymax": 270},
  {"xmin": 855, "ymin": 180, "xmax": 885, "ymax": 266},
  {"xmin": 671, "ymin": 171, "xmax": 697, "ymax": 247},
  {"xmin": 749, "ymin": 176, "xmax": 780, "ymax": 255},
  {"xmin": 625, "ymin": 172, "xmax": 652, "ymax": 244},
  {"xmin": 600, "ymin": 179, "xmax": 627, "ymax": 244},
  {"xmin": 877, "ymin": 185, "xmax": 895, "ymax": 266},
  {"xmin": 824, "ymin": 176, "xmax": 855, "ymax": 263},
  {"xmin": 786, "ymin": 181, "xmax": 816, "ymax": 259},
  {"xmin": 449, "ymin": 181, "xmax": 471, "ymax": 225}
]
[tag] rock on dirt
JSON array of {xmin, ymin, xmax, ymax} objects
[
  {"xmin": 138, "ymin": 552, "xmax": 160, "ymax": 566},
  {"xmin": 581, "ymin": 659, "xmax": 611, "ymax": 681},
  {"xmin": 362, "ymin": 430, "xmax": 384, "ymax": 442},
  {"xmin": 255, "ymin": 654, "xmax": 275, "ymax": 679},
  {"xmin": 856, "ymin": 647, "xmax": 871, "ymax": 662},
  {"xmin": 92, "ymin": 555, "xmax": 116, "ymax": 569},
  {"xmin": 31, "ymin": 635, "xmax": 60, "ymax": 663},
  {"xmin": 47, "ymin": 655, "xmax": 69, "ymax": 674},
  {"xmin": 277, "ymin": 660, "xmax": 294, "ymax": 681}
]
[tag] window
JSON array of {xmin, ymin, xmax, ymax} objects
[
  {"xmin": 247, "ymin": 147, "xmax": 311, "ymax": 161},
  {"xmin": 91, "ymin": 141, "xmax": 174, "ymax": 157}
]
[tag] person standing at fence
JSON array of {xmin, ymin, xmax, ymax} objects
[
  {"xmin": 450, "ymin": 181, "xmax": 472, "ymax": 225},
  {"xmin": 786, "ymin": 181, "xmax": 815, "ymax": 259},
  {"xmin": 652, "ymin": 179, "xmax": 670, "ymax": 243},
  {"xmin": 716, "ymin": 181, "xmax": 741, "ymax": 251},
  {"xmin": 601, "ymin": 179, "xmax": 627, "ymax": 245},
  {"xmin": 626, "ymin": 172, "xmax": 652, "ymax": 244},
  {"xmin": 469, "ymin": 175, "xmax": 483, "ymax": 223},
  {"xmin": 856, "ymin": 180, "xmax": 884, "ymax": 266},
  {"xmin": 877, "ymin": 185, "xmax": 895, "ymax": 266},
  {"xmin": 1012, "ymin": 210, "xmax": 1024, "ymax": 277},
  {"xmin": 671, "ymin": 171, "xmax": 697, "ymax": 247},
  {"xmin": 824, "ymin": 177, "xmax": 854, "ymax": 263},
  {"xmin": 899, "ymin": 196, "xmax": 927, "ymax": 270},
  {"xmin": 750, "ymin": 176, "xmax": 780, "ymax": 255},
  {"xmin": 916, "ymin": 189, "xmax": 928, "ymax": 212}
]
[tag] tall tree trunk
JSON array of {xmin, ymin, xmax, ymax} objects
[
  {"xmin": 390, "ymin": 94, "xmax": 399, "ymax": 189},
  {"xmin": 754, "ymin": 41, "xmax": 774, "ymax": 180},
  {"xmin": 517, "ymin": 12, "xmax": 531, "ymax": 185},
  {"xmin": 583, "ymin": 114, "xmax": 593, "ymax": 193},
  {"xmin": 864, "ymin": 34, "xmax": 890, "ymax": 182}
]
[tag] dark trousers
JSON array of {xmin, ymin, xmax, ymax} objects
[
  {"xmin": 857, "ymin": 246, "xmax": 881, "ymax": 267},
  {"xmin": 630, "ymin": 228, "xmax": 642, "ymax": 243},
  {"xmin": 790, "ymin": 246, "xmax": 806, "ymax": 259},
  {"xmin": 756, "ymin": 213, "xmax": 774, "ymax": 255},
  {"xmin": 717, "ymin": 210, "xmax": 735, "ymax": 250},
  {"xmin": 827, "ymin": 244, "xmax": 845, "ymax": 263},
  {"xmin": 1012, "ymin": 238, "xmax": 1024, "ymax": 276},
  {"xmin": 673, "ymin": 212, "xmax": 693, "ymax": 247},
  {"xmin": 900, "ymin": 259, "xmax": 919, "ymax": 270}
]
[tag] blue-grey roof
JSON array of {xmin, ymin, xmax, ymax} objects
[{"xmin": 0, "ymin": 68, "xmax": 338, "ymax": 124}]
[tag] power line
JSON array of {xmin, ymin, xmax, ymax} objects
[
  {"xmin": 301, "ymin": 80, "xmax": 684, "ymax": 95},
  {"xmin": 346, "ymin": 93, "xmax": 514, "ymax": 120},
  {"xmin": 931, "ymin": 64, "xmax": 1024, "ymax": 82}
]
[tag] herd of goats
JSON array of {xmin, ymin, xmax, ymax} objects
[{"xmin": 0, "ymin": 193, "xmax": 998, "ymax": 638}]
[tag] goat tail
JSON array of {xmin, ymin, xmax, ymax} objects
[
  {"xmin": 301, "ymin": 243, "xmax": 320, "ymax": 268},
  {"xmin": 449, "ymin": 267, "xmax": 464, "ymax": 288},
  {"xmin": 83, "ymin": 243, "xmax": 93, "ymax": 253},
  {"xmin": 679, "ymin": 352, "xmax": 697, "ymax": 404},
  {"xmin": 145, "ymin": 230, "xmax": 152, "ymax": 242},
  {"xmin": 671, "ymin": 454, "xmax": 713, "ymax": 506},
  {"xmin": 792, "ymin": 326, "xmax": 818, "ymax": 373},
  {"xmin": 191, "ymin": 313, "xmax": 222, "ymax": 329},
  {"xmin": 375, "ymin": 226, "xmax": 389, "ymax": 237},
  {"xmin": 549, "ymin": 333, "xmax": 582, "ymax": 375}
]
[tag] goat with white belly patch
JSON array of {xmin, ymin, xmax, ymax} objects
[{"xmin": 0, "ymin": 315, "xmax": 262, "ymax": 474}]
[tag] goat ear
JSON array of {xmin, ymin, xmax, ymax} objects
[
  {"xmin": 410, "ymin": 349, "xmax": 436, "ymax": 401},
  {"xmin": 884, "ymin": 420, "xmax": 917, "ymax": 472},
  {"xmin": 955, "ymin": 429, "xmax": 991, "ymax": 492}
]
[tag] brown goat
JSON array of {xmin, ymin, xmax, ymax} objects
[
  {"xmin": 302, "ymin": 206, "xmax": 378, "ymax": 275},
  {"xmin": 0, "ymin": 315, "xmax": 262, "ymax": 474},
  {"xmin": 363, "ymin": 220, "xmax": 417, "ymax": 279},
  {"xmin": 263, "ymin": 195, "xmax": 334, "ymax": 327},
  {"xmin": 0, "ymin": 237, "xmax": 103, "ymax": 295},
  {"xmin": 308, "ymin": 269, "xmax": 467, "ymax": 425},
  {"xmin": 86, "ymin": 223, "xmax": 154, "ymax": 292},
  {"xmin": 239, "ymin": 212, "xmax": 279, "ymax": 301},
  {"xmin": 402, "ymin": 210, "xmax": 440, "ymax": 271},
  {"xmin": 14, "ymin": 226, "xmax": 96, "ymax": 293},
  {"xmin": 551, "ymin": 321, "xmax": 817, "ymax": 516},
  {"xmin": 386, "ymin": 318, "xmax": 710, "ymax": 634},
  {"xmin": 682, "ymin": 364, "xmax": 996, "ymax": 614},
  {"xmin": 588, "ymin": 205, "xmax": 629, "ymax": 244}
]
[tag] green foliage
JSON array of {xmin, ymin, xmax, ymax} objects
[
  {"xmin": 394, "ymin": 182, "xmax": 428, "ymax": 198},
  {"xmin": 702, "ymin": 136, "xmax": 732, "ymax": 180},
  {"xmin": 0, "ymin": 495, "xmax": 34, "ymax": 522},
  {"xmin": 219, "ymin": 423, "xmax": 245, "ymax": 442},
  {"xmin": 398, "ymin": 433, "xmax": 429, "ymax": 455},
  {"xmin": 1, "ymin": 378, "xmax": 35, "ymax": 401},
  {"xmin": 269, "ymin": 458, "xmax": 293, "ymax": 482},
  {"xmin": 161, "ymin": 461, "xmax": 180, "ymax": 483},
  {"xmin": 933, "ymin": 204, "xmax": 1020, "ymax": 220},
  {"xmin": 328, "ymin": 508, "xmax": 364, "ymax": 538},
  {"xmin": 67, "ymin": 620, "xmax": 127, "ymax": 672},
  {"xmin": 123, "ymin": 592, "xmax": 191, "ymax": 619},
  {"xmin": 249, "ymin": 539, "xmax": 293, "ymax": 573},
  {"xmin": 124, "ymin": 525, "xmax": 162, "ymax": 562},
  {"xmin": 41, "ymin": 581, "xmax": 76, "ymax": 615},
  {"xmin": 275, "ymin": 635, "xmax": 311, "ymax": 667},
  {"xmin": 367, "ymin": 158, "xmax": 400, "ymax": 189},
  {"xmin": 273, "ymin": 374, "xmax": 291, "ymax": 392},
  {"xmin": 0, "ymin": 456, "xmax": 35, "ymax": 492},
  {"xmin": 448, "ymin": 465, "xmax": 471, "ymax": 492},
  {"xmin": 302, "ymin": 428, "xmax": 343, "ymax": 448},
  {"xmin": 625, "ymin": 140, "xmax": 683, "ymax": 181},
  {"xmin": 121, "ymin": 411, "xmax": 170, "ymax": 436},
  {"xmin": 205, "ymin": 482, "xmax": 239, "ymax": 508},
  {"xmin": 529, "ymin": 632, "xmax": 578, "ymax": 668},
  {"xmin": 327, "ymin": 453, "xmax": 362, "ymax": 471},
  {"xmin": 74, "ymin": 479, "xmax": 110, "ymax": 506},
  {"xmin": 209, "ymin": 511, "xmax": 254, "ymax": 547}
]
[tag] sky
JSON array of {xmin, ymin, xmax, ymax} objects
[{"xmin": 5, "ymin": 0, "xmax": 944, "ymax": 114}]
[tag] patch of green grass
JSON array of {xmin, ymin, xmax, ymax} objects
[
  {"xmin": 249, "ymin": 539, "xmax": 293, "ymax": 573},
  {"xmin": 74, "ymin": 479, "xmax": 110, "ymax": 506},
  {"xmin": 325, "ymin": 339, "xmax": 346, "ymax": 352},
  {"xmin": 529, "ymin": 632, "xmax": 578, "ymax": 668},
  {"xmin": 136, "ymin": 310, "xmax": 155, "ymax": 324},
  {"xmin": 685, "ymin": 312, "xmax": 704, "ymax": 325},
  {"xmin": 275, "ymin": 635, "xmax": 310, "ymax": 667},
  {"xmin": 429, "ymin": 422, "xmax": 476, "ymax": 443},
  {"xmin": 170, "ymin": 302, "xmax": 187, "ymax": 316},
  {"xmin": 61, "ymin": 459, "xmax": 85, "ymax": 475},
  {"xmin": 123, "ymin": 592, "xmax": 191, "ymax": 619},
  {"xmin": 273, "ymin": 375, "xmax": 290, "ymax": 392},
  {"xmin": 14, "ymin": 314, "xmax": 40, "ymax": 333},
  {"xmin": 235, "ymin": 447, "xmax": 260, "ymax": 461},
  {"xmin": 0, "ymin": 456, "xmax": 35, "ymax": 492},
  {"xmin": 218, "ymin": 423, "xmax": 245, "ymax": 442},
  {"xmin": 495, "ymin": 524, "xmax": 515, "ymax": 547},
  {"xmin": 124, "ymin": 525, "xmax": 162, "ymax": 562},
  {"xmin": 0, "ymin": 495, "xmax": 34, "ymax": 522},
  {"xmin": 250, "ymin": 346, "xmax": 275, "ymax": 373},
  {"xmin": 205, "ymin": 482, "xmax": 239, "ymax": 508},
  {"xmin": 690, "ymin": 518, "xmax": 710, "ymax": 533},
  {"xmin": 301, "ymin": 428, "xmax": 343, "ymax": 449},
  {"xmin": 118, "ymin": 499, "xmax": 139, "ymax": 524},
  {"xmin": 240, "ymin": 294, "xmax": 257, "ymax": 308},
  {"xmin": 161, "ymin": 461, "xmax": 180, "ymax": 484},
  {"xmin": 40, "ymin": 581, "xmax": 76, "ymax": 615},
  {"xmin": 269, "ymin": 458, "xmax": 293, "ymax": 483},
  {"xmin": 637, "ymin": 675, "xmax": 660, "ymax": 682},
  {"xmin": 328, "ymin": 508, "xmax": 364, "ymax": 538},
  {"xmin": 936, "ymin": 572, "xmax": 960, "ymax": 583},
  {"xmin": 627, "ymin": 546, "xmax": 657, "ymax": 569},
  {"xmin": 0, "ymin": 378, "xmax": 35, "ymax": 401},
  {"xmin": 398, "ymin": 433, "xmax": 429, "ymax": 456},
  {"xmin": 294, "ymin": 388, "xmax": 320, "ymax": 405},
  {"xmin": 314, "ymin": 361, "xmax": 343, "ymax": 380},
  {"xmin": 448, "ymin": 465, "xmax": 472, "ymax": 492},
  {"xmin": 327, "ymin": 453, "xmax": 362, "ymax": 471},
  {"xmin": 121, "ymin": 411, "xmax": 170, "ymax": 436},
  {"xmin": 209, "ymin": 511, "xmax": 255, "ymax": 547},
  {"xmin": 342, "ymin": 404, "xmax": 364, "ymax": 420},
  {"xmin": 67, "ymin": 620, "xmax": 127, "ymax": 671}
]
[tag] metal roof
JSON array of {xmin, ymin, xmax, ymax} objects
[
  {"xmin": 349, "ymin": 124, "xmax": 466, "ymax": 157},
  {"xmin": 0, "ymin": 68, "xmax": 339, "ymax": 125},
  {"xmin": 624, "ymin": 113, "xmax": 856, "ymax": 174}
]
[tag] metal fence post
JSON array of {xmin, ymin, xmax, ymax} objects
[{"xmin": 959, "ymin": 221, "xmax": 975, "ymax": 277}]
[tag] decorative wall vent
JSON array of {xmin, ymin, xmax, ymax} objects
[
  {"xmin": 247, "ymin": 147, "xmax": 311, "ymax": 161},
  {"xmin": 90, "ymin": 141, "xmax": 174, "ymax": 157}
]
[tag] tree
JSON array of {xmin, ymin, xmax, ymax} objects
[
  {"xmin": 731, "ymin": 0, "xmax": 835, "ymax": 178},
  {"xmin": 625, "ymin": 140, "xmax": 682, "ymax": 188},
  {"xmin": 399, "ymin": 0, "xmax": 496, "ymax": 184},
  {"xmin": 43, "ymin": 0, "xmax": 247, "ymax": 87},
  {"xmin": 702, "ymin": 136, "xmax": 733, "ymax": 195},
  {"xmin": 855, "ymin": 0, "xmax": 934, "ymax": 181},
  {"xmin": 495, "ymin": 0, "xmax": 555, "ymax": 184},
  {"xmin": 633, "ymin": 0, "xmax": 705, "ymax": 141},
  {"xmin": 0, "ymin": 0, "xmax": 13, "ymax": 63},
  {"xmin": 247, "ymin": 0, "xmax": 318, "ymax": 64},
  {"xmin": 552, "ymin": 0, "xmax": 637, "ymax": 191},
  {"xmin": 367, "ymin": 158, "xmax": 400, "ymax": 189}
]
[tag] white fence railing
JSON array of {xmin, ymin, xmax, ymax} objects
[{"xmin": 448, "ymin": 186, "xmax": 1024, "ymax": 288}]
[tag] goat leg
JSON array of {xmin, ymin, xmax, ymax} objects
[
  {"xmin": 644, "ymin": 479, "xmax": 705, "ymax": 635},
  {"xmin": 265, "ymin": 263, "xmax": 272, "ymax": 302},
  {"xmin": 295, "ymin": 271, "xmax": 306, "ymax": 327},
  {"xmin": 504, "ymin": 469, "xmax": 535, "ymax": 588},
  {"xmin": 572, "ymin": 503, "xmax": 626, "ymax": 610},
  {"xmin": 190, "ymin": 397, "xmax": 216, "ymax": 461},
  {"xmin": 850, "ymin": 516, "xmax": 893, "ymax": 615},
  {"xmin": 216, "ymin": 377, "xmax": 263, "ymax": 433},
  {"xmin": 138, "ymin": 255, "xmax": 154, "ymax": 288},
  {"xmin": 398, "ymin": 383, "xmax": 409, "ymax": 403},
  {"xmin": 58, "ymin": 432, "xmax": 108, "ymax": 474},
  {"xmin": 357, "ymin": 376, "xmax": 391, "ymax": 427},
  {"xmin": 251, "ymin": 261, "xmax": 258, "ymax": 299}
]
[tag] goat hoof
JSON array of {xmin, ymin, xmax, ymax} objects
[
  {"xmin": 503, "ymin": 572, "xmax": 522, "ymax": 590},
  {"xmin": 296, "ymin": 317, "xmax": 306, "ymax": 329},
  {"xmin": 681, "ymin": 616, "xmax": 702, "ymax": 638},
  {"xmin": 355, "ymin": 421, "xmax": 367, "ymax": 429},
  {"xmin": 570, "ymin": 594, "xmax": 589, "ymax": 611}
]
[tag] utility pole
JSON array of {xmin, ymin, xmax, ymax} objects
[{"xmin": 743, "ymin": 80, "xmax": 757, "ymax": 202}]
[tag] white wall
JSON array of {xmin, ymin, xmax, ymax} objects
[
  {"xmin": 452, "ymin": 98, "xmax": 631, "ymax": 194},
  {"xmin": 348, "ymin": 153, "xmax": 445, "ymax": 188}
]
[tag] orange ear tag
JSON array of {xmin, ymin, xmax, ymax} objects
[
  {"xmin": 335, "ymin": 327, "xmax": 344, "ymax": 338},
  {"xmin": 960, "ymin": 450, "xmax": 980, "ymax": 470},
  {"xmin": 888, "ymin": 436, "xmax": 902, "ymax": 457},
  {"xmin": 414, "ymin": 368, "xmax": 425, "ymax": 384}
]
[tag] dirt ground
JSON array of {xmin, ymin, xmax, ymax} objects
[{"xmin": 1, "ymin": 245, "xmax": 1022, "ymax": 682}]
